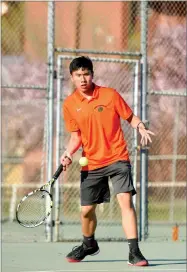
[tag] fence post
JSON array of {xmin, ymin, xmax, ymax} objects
[
  {"xmin": 140, "ymin": 0, "xmax": 149, "ymax": 241},
  {"xmin": 54, "ymin": 57, "xmax": 63, "ymax": 242},
  {"xmin": 170, "ymin": 99, "xmax": 180, "ymax": 222},
  {"xmin": 45, "ymin": 1, "xmax": 55, "ymax": 242},
  {"xmin": 132, "ymin": 61, "xmax": 139, "ymax": 208},
  {"xmin": 9, "ymin": 185, "xmax": 17, "ymax": 222}
]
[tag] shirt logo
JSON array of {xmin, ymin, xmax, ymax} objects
[
  {"xmin": 76, "ymin": 108, "xmax": 82, "ymax": 112},
  {"xmin": 98, "ymin": 106, "xmax": 103, "ymax": 112}
]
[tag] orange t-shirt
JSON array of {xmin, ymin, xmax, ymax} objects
[{"xmin": 63, "ymin": 84, "xmax": 133, "ymax": 170}]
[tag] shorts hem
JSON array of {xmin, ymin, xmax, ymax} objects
[
  {"xmin": 81, "ymin": 199, "xmax": 110, "ymax": 206},
  {"xmin": 115, "ymin": 189, "xmax": 137, "ymax": 196}
]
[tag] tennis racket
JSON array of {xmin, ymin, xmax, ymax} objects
[{"xmin": 16, "ymin": 164, "xmax": 64, "ymax": 228}]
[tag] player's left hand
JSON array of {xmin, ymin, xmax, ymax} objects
[{"xmin": 138, "ymin": 127, "xmax": 155, "ymax": 146}]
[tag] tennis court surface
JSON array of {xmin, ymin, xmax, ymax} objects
[{"xmin": 2, "ymin": 241, "xmax": 186, "ymax": 272}]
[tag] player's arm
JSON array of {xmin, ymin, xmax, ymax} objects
[
  {"xmin": 61, "ymin": 103, "xmax": 82, "ymax": 170},
  {"xmin": 60, "ymin": 131, "xmax": 82, "ymax": 170},
  {"xmin": 113, "ymin": 90, "xmax": 154, "ymax": 146},
  {"xmin": 127, "ymin": 113, "xmax": 144, "ymax": 129},
  {"xmin": 66, "ymin": 130, "xmax": 82, "ymax": 157},
  {"xmin": 127, "ymin": 113, "xmax": 155, "ymax": 146}
]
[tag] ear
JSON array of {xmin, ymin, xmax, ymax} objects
[{"xmin": 70, "ymin": 75, "xmax": 74, "ymax": 82}]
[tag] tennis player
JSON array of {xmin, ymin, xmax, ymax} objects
[{"xmin": 61, "ymin": 56, "xmax": 154, "ymax": 266}]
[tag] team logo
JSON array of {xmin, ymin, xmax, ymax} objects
[{"xmin": 98, "ymin": 106, "xmax": 103, "ymax": 112}]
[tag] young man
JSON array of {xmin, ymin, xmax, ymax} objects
[{"xmin": 61, "ymin": 56, "xmax": 154, "ymax": 266}]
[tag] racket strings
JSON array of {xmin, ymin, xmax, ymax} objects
[{"xmin": 17, "ymin": 190, "xmax": 52, "ymax": 227}]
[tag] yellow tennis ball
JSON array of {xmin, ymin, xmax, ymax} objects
[{"xmin": 79, "ymin": 157, "xmax": 88, "ymax": 166}]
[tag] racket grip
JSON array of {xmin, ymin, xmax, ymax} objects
[{"xmin": 53, "ymin": 164, "xmax": 64, "ymax": 180}]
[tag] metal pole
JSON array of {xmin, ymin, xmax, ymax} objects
[
  {"xmin": 170, "ymin": 99, "xmax": 180, "ymax": 222},
  {"xmin": 46, "ymin": 1, "xmax": 55, "ymax": 242},
  {"xmin": 55, "ymin": 48, "xmax": 141, "ymax": 57},
  {"xmin": 75, "ymin": 2, "xmax": 82, "ymax": 49},
  {"xmin": 140, "ymin": 0, "xmax": 149, "ymax": 241},
  {"xmin": 54, "ymin": 57, "xmax": 63, "ymax": 242},
  {"xmin": 132, "ymin": 61, "xmax": 139, "ymax": 208}
]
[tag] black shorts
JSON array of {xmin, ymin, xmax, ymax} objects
[{"xmin": 80, "ymin": 160, "xmax": 136, "ymax": 206}]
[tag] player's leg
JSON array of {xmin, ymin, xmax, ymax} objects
[
  {"xmin": 66, "ymin": 169, "xmax": 110, "ymax": 262},
  {"xmin": 80, "ymin": 170, "xmax": 109, "ymax": 246},
  {"xmin": 81, "ymin": 204, "xmax": 97, "ymax": 242},
  {"xmin": 110, "ymin": 161, "xmax": 148, "ymax": 266},
  {"xmin": 117, "ymin": 192, "xmax": 138, "ymax": 239},
  {"xmin": 117, "ymin": 192, "xmax": 148, "ymax": 266},
  {"xmin": 66, "ymin": 204, "xmax": 99, "ymax": 263}
]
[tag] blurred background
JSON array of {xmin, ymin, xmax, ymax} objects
[{"xmin": 1, "ymin": 1, "xmax": 186, "ymax": 243}]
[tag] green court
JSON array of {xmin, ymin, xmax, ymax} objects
[{"xmin": 2, "ymin": 241, "xmax": 186, "ymax": 272}]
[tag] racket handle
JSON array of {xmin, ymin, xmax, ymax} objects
[{"xmin": 53, "ymin": 164, "xmax": 64, "ymax": 180}]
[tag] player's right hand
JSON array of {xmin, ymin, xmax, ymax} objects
[{"xmin": 60, "ymin": 151, "xmax": 72, "ymax": 171}]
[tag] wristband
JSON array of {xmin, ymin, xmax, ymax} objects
[
  {"xmin": 137, "ymin": 121, "xmax": 146, "ymax": 130},
  {"xmin": 64, "ymin": 150, "xmax": 73, "ymax": 161}
]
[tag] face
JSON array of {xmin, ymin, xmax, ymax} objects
[{"xmin": 71, "ymin": 68, "xmax": 93, "ymax": 93}]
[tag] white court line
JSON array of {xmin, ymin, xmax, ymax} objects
[{"xmin": 21, "ymin": 269, "xmax": 187, "ymax": 272}]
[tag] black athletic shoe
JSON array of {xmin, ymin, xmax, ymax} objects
[
  {"xmin": 128, "ymin": 248, "xmax": 149, "ymax": 266},
  {"xmin": 66, "ymin": 242, "xmax": 100, "ymax": 262}
]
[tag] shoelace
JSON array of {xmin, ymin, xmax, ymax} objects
[{"xmin": 71, "ymin": 244, "xmax": 85, "ymax": 257}]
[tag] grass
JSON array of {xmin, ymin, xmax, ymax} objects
[
  {"xmin": 2, "ymin": 197, "xmax": 186, "ymax": 223},
  {"xmin": 148, "ymin": 201, "xmax": 186, "ymax": 222}
]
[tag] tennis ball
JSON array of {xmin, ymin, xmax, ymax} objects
[{"xmin": 79, "ymin": 157, "xmax": 88, "ymax": 166}]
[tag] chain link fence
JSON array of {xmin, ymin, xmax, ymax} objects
[
  {"xmin": 55, "ymin": 2, "xmax": 141, "ymax": 52},
  {"xmin": 2, "ymin": 1, "xmax": 48, "ymax": 183},
  {"xmin": 1, "ymin": 2, "xmax": 49, "ymax": 241},
  {"xmin": 146, "ymin": 2, "xmax": 186, "ymax": 240}
]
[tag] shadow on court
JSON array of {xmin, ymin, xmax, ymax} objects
[{"xmin": 83, "ymin": 259, "xmax": 127, "ymax": 262}]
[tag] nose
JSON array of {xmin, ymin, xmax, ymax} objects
[{"xmin": 81, "ymin": 75, "xmax": 86, "ymax": 82}]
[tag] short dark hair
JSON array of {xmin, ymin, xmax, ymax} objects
[{"xmin": 69, "ymin": 56, "xmax": 93, "ymax": 75}]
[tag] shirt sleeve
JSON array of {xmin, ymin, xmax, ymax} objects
[
  {"xmin": 63, "ymin": 103, "xmax": 80, "ymax": 132},
  {"xmin": 114, "ymin": 90, "xmax": 133, "ymax": 120}
]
